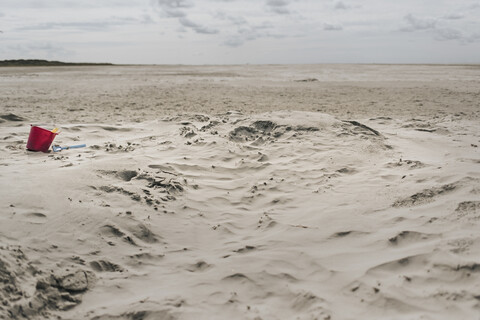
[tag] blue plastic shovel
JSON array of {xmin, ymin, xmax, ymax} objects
[{"xmin": 52, "ymin": 144, "xmax": 86, "ymax": 152}]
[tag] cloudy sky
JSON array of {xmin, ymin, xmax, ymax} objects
[{"xmin": 1, "ymin": 0, "xmax": 479, "ymax": 64}]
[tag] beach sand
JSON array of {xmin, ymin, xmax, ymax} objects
[{"xmin": 1, "ymin": 64, "xmax": 479, "ymax": 319}]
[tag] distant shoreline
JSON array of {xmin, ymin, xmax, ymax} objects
[
  {"xmin": 0, "ymin": 59, "xmax": 478, "ymax": 68},
  {"xmin": 0, "ymin": 59, "xmax": 113, "ymax": 67}
]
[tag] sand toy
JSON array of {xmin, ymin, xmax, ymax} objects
[
  {"xmin": 52, "ymin": 144, "xmax": 87, "ymax": 152},
  {"xmin": 26, "ymin": 126, "xmax": 59, "ymax": 152}
]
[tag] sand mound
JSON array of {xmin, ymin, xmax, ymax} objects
[
  {"xmin": 0, "ymin": 113, "xmax": 26, "ymax": 122},
  {"xmin": 1, "ymin": 64, "xmax": 479, "ymax": 319},
  {"xmin": 1, "ymin": 109, "xmax": 480, "ymax": 319},
  {"xmin": 0, "ymin": 246, "xmax": 95, "ymax": 319}
]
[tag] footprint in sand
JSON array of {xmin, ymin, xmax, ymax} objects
[
  {"xmin": 22, "ymin": 212, "xmax": 47, "ymax": 224},
  {"xmin": 388, "ymin": 230, "xmax": 438, "ymax": 246},
  {"xmin": 90, "ymin": 260, "xmax": 124, "ymax": 272},
  {"xmin": 186, "ymin": 260, "xmax": 212, "ymax": 272},
  {"xmin": 392, "ymin": 182, "xmax": 458, "ymax": 207},
  {"xmin": 453, "ymin": 201, "xmax": 480, "ymax": 221},
  {"xmin": 99, "ymin": 223, "xmax": 160, "ymax": 246}
]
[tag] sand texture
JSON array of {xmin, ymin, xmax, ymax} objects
[{"xmin": 1, "ymin": 64, "xmax": 480, "ymax": 319}]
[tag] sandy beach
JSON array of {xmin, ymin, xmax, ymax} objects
[{"xmin": 1, "ymin": 64, "xmax": 480, "ymax": 319}]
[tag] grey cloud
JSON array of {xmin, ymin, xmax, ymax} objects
[
  {"xmin": 435, "ymin": 29, "xmax": 480, "ymax": 44},
  {"xmin": 155, "ymin": 0, "xmax": 193, "ymax": 17},
  {"xmin": 324, "ymin": 23, "xmax": 343, "ymax": 31},
  {"xmin": 214, "ymin": 10, "xmax": 274, "ymax": 47},
  {"xmin": 215, "ymin": 11, "xmax": 247, "ymax": 26},
  {"xmin": 334, "ymin": 1, "xmax": 349, "ymax": 10},
  {"xmin": 227, "ymin": 15, "xmax": 247, "ymax": 26},
  {"xmin": 223, "ymin": 30, "xmax": 256, "ymax": 47},
  {"xmin": 176, "ymin": 26, "xmax": 188, "ymax": 33},
  {"xmin": 27, "ymin": 42, "xmax": 59, "ymax": 51},
  {"xmin": 266, "ymin": 0, "xmax": 290, "ymax": 14},
  {"xmin": 162, "ymin": 9, "xmax": 186, "ymax": 18},
  {"xmin": 179, "ymin": 17, "xmax": 218, "ymax": 34},
  {"xmin": 1, "ymin": 0, "xmax": 145, "ymax": 9},
  {"xmin": 156, "ymin": 0, "xmax": 193, "ymax": 9},
  {"xmin": 15, "ymin": 17, "xmax": 141, "ymax": 32},
  {"xmin": 440, "ymin": 29, "xmax": 480, "ymax": 44},
  {"xmin": 400, "ymin": 13, "xmax": 479, "ymax": 44},
  {"xmin": 16, "ymin": 22, "xmax": 115, "ymax": 32},
  {"xmin": 223, "ymin": 36, "xmax": 244, "ymax": 47},
  {"xmin": 0, "ymin": 42, "xmax": 71, "ymax": 59},
  {"xmin": 266, "ymin": 0, "xmax": 289, "ymax": 6},
  {"xmin": 237, "ymin": 28, "xmax": 259, "ymax": 41},
  {"xmin": 442, "ymin": 13, "xmax": 464, "ymax": 20},
  {"xmin": 155, "ymin": 0, "xmax": 217, "ymax": 35},
  {"xmin": 223, "ymin": 21, "xmax": 283, "ymax": 47},
  {"xmin": 141, "ymin": 14, "xmax": 155, "ymax": 24},
  {"xmin": 401, "ymin": 14, "xmax": 437, "ymax": 32},
  {"xmin": 467, "ymin": 33, "xmax": 480, "ymax": 43},
  {"xmin": 435, "ymin": 28, "xmax": 463, "ymax": 41},
  {"xmin": 468, "ymin": 3, "xmax": 480, "ymax": 10}
]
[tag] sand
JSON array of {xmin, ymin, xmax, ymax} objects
[{"xmin": 1, "ymin": 64, "xmax": 480, "ymax": 319}]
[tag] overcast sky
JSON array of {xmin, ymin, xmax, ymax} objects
[{"xmin": 1, "ymin": 0, "xmax": 479, "ymax": 64}]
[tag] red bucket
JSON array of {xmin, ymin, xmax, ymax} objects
[{"xmin": 26, "ymin": 126, "xmax": 58, "ymax": 152}]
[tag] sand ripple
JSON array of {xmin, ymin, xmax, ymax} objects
[{"xmin": 1, "ymin": 109, "xmax": 479, "ymax": 319}]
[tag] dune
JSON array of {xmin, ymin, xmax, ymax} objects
[{"xmin": 0, "ymin": 64, "xmax": 479, "ymax": 319}]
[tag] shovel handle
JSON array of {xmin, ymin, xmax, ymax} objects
[
  {"xmin": 52, "ymin": 144, "xmax": 87, "ymax": 152},
  {"xmin": 67, "ymin": 144, "xmax": 86, "ymax": 149}
]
